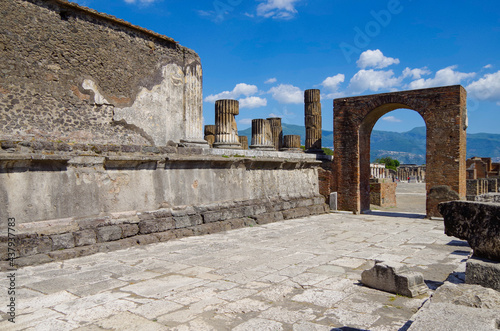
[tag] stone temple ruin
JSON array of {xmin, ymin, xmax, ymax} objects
[
  {"xmin": 0, "ymin": 0, "xmax": 486, "ymax": 265},
  {"xmin": 2, "ymin": 0, "xmax": 500, "ymax": 329}
]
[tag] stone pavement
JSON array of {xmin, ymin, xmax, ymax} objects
[{"xmin": 0, "ymin": 212, "xmax": 472, "ymax": 330}]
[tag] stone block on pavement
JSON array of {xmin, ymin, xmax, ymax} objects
[
  {"xmin": 439, "ymin": 200, "xmax": 500, "ymax": 261},
  {"xmin": 361, "ymin": 261, "xmax": 428, "ymax": 297},
  {"xmin": 466, "ymin": 256, "xmax": 500, "ymax": 291}
]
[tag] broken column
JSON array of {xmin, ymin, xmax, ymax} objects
[
  {"xmin": 239, "ymin": 136, "xmax": 248, "ymax": 150},
  {"xmin": 281, "ymin": 135, "xmax": 302, "ymax": 153},
  {"xmin": 204, "ymin": 125, "xmax": 216, "ymax": 148},
  {"xmin": 267, "ymin": 117, "xmax": 283, "ymax": 151},
  {"xmin": 304, "ymin": 89, "xmax": 322, "ymax": 153},
  {"xmin": 250, "ymin": 119, "xmax": 274, "ymax": 150},
  {"xmin": 213, "ymin": 99, "xmax": 241, "ymax": 149}
]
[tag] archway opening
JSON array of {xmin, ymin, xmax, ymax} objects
[
  {"xmin": 370, "ymin": 109, "xmax": 427, "ymax": 214},
  {"xmin": 360, "ymin": 107, "xmax": 427, "ymax": 215}
]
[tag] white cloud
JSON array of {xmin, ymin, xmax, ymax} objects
[
  {"xmin": 466, "ymin": 70, "xmax": 500, "ymax": 104},
  {"xmin": 484, "ymin": 64, "xmax": 493, "ymax": 69},
  {"xmin": 357, "ymin": 49, "xmax": 400, "ymax": 69},
  {"xmin": 257, "ymin": 0, "xmax": 301, "ymax": 19},
  {"xmin": 239, "ymin": 96, "xmax": 267, "ymax": 109},
  {"xmin": 402, "ymin": 67, "xmax": 431, "ymax": 80},
  {"xmin": 321, "ymin": 74, "xmax": 345, "ymax": 99},
  {"xmin": 265, "ymin": 78, "xmax": 277, "ymax": 84},
  {"xmin": 268, "ymin": 84, "xmax": 303, "ymax": 104},
  {"xmin": 408, "ymin": 65, "xmax": 475, "ymax": 90},
  {"xmin": 382, "ymin": 116, "xmax": 402, "ymax": 123},
  {"xmin": 204, "ymin": 83, "xmax": 258, "ymax": 103},
  {"xmin": 322, "ymin": 74, "xmax": 345, "ymax": 91},
  {"xmin": 239, "ymin": 118, "xmax": 253, "ymax": 125},
  {"xmin": 348, "ymin": 69, "xmax": 401, "ymax": 94}
]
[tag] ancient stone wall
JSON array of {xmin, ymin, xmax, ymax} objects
[
  {"xmin": 0, "ymin": 143, "xmax": 321, "ymax": 228},
  {"xmin": 0, "ymin": 0, "xmax": 204, "ymax": 146},
  {"xmin": 370, "ymin": 181, "xmax": 397, "ymax": 207},
  {"xmin": 5, "ymin": 195, "xmax": 328, "ymax": 267}
]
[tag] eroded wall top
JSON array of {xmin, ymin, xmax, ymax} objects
[{"xmin": 0, "ymin": 0, "xmax": 204, "ymax": 146}]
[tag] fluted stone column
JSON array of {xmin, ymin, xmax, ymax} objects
[
  {"xmin": 267, "ymin": 117, "xmax": 283, "ymax": 151},
  {"xmin": 250, "ymin": 119, "xmax": 274, "ymax": 150},
  {"xmin": 214, "ymin": 99, "xmax": 241, "ymax": 149},
  {"xmin": 281, "ymin": 135, "xmax": 302, "ymax": 153},
  {"xmin": 204, "ymin": 125, "xmax": 216, "ymax": 148},
  {"xmin": 239, "ymin": 136, "xmax": 248, "ymax": 150},
  {"xmin": 304, "ymin": 89, "xmax": 323, "ymax": 153}
]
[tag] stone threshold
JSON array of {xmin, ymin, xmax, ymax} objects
[{"xmin": 1, "ymin": 195, "xmax": 328, "ymax": 268}]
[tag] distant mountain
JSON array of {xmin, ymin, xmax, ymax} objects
[{"xmin": 239, "ymin": 125, "xmax": 500, "ymax": 164}]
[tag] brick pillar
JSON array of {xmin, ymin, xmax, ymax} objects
[
  {"xmin": 214, "ymin": 99, "xmax": 241, "ymax": 149},
  {"xmin": 304, "ymin": 89, "xmax": 323, "ymax": 153},
  {"xmin": 267, "ymin": 117, "xmax": 283, "ymax": 151},
  {"xmin": 250, "ymin": 119, "xmax": 274, "ymax": 150},
  {"xmin": 281, "ymin": 135, "xmax": 302, "ymax": 152},
  {"xmin": 204, "ymin": 125, "xmax": 215, "ymax": 148},
  {"xmin": 239, "ymin": 136, "xmax": 248, "ymax": 150}
]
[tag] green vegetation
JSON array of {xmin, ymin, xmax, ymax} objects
[
  {"xmin": 322, "ymin": 147, "xmax": 334, "ymax": 155},
  {"xmin": 375, "ymin": 156, "xmax": 400, "ymax": 171}
]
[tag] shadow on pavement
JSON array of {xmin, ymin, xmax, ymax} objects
[{"xmin": 367, "ymin": 210, "xmax": 426, "ymax": 219}]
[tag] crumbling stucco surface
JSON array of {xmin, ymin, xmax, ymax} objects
[{"xmin": 0, "ymin": 0, "xmax": 204, "ymax": 146}]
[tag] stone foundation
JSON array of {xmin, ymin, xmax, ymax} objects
[{"xmin": 3, "ymin": 195, "xmax": 328, "ymax": 267}]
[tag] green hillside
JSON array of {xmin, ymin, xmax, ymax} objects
[{"xmin": 238, "ymin": 125, "xmax": 500, "ymax": 164}]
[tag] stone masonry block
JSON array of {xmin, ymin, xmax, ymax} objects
[
  {"xmin": 361, "ymin": 261, "xmax": 428, "ymax": 297},
  {"xmin": 17, "ymin": 235, "xmax": 53, "ymax": 257},
  {"xmin": 282, "ymin": 207, "xmax": 311, "ymax": 220},
  {"xmin": 137, "ymin": 208, "xmax": 172, "ymax": 221},
  {"xmin": 440, "ymin": 200, "xmax": 500, "ymax": 261},
  {"xmin": 120, "ymin": 224, "xmax": 139, "ymax": 238},
  {"xmin": 96, "ymin": 226, "xmax": 123, "ymax": 243},
  {"xmin": 51, "ymin": 233, "xmax": 75, "ymax": 250},
  {"xmin": 74, "ymin": 230, "xmax": 97, "ymax": 247},
  {"xmin": 465, "ymin": 256, "xmax": 500, "ymax": 291},
  {"xmin": 202, "ymin": 211, "xmax": 222, "ymax": 223},
  {"xmin": 171, "ymin": 206, "xmax": 196, "ymax": 217},
  {"xmin": 174, "ymin": 215, "xmax": 203, "ymax": 229},
  {"xmin": 253, "ymin": 212, "xmax": 284, "ymax": 225}
]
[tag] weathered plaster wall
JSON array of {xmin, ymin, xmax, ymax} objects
[{"xmin": 0, "ymin": 0, "xmax": 203, "ymax": 146}]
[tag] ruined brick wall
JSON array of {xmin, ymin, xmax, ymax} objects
[
  {"xmin": 370, "ymin": 182, "xmax": 397, "ymax": 207},
  {"xmin": 334, "ymin": 86, "xmax": 467, "ymax": 217},
  {"xmin": 0, "ymin": 0, "xmax": 203, "ymax": 146},
  {"xmin": 318, "ymin": 161, "xmax": 335, "ymax": 204}
]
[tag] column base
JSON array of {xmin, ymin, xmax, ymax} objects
[
  {"xmin": 280, "ymin": 148, "xmax": 303, "ymax": 153},
  {"xmin": 179, "ymin": 139, "xmax": 210, "ymax": 148},
  {"xmin": 250, "ymin": 145, "xmax": 275, "ymax": 151},
  {"xmin": 213, "ymin": 142, "xmax": 242, "ymax": 149}
]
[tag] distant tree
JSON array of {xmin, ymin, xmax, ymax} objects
[
  {"xmin": 322, "ymin": 147, "xmax": 334, "ymax": 155},
  {"xmin": 375, "ymin": 157, "xmax": 400, "ymax": 171}
]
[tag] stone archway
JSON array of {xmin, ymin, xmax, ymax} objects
[{"xmin": 333, "ymin": 85, "xmax": 467, "ymax": 218}]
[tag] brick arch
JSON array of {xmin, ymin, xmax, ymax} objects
[{"xmin": 333, "ymin": 86, "xmax": 467, "ymax": 217}]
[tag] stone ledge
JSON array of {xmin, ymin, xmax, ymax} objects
[
  {"xmin": 6, "ymin": 195, "xmax": 328, "ymax": 267},
  {"xmin": 466, "ymin": 256, "xmax": 500, "ymax": 291}
]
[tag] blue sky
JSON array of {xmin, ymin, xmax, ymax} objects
[{"xmin": 72, "ymin": 0, "xmax": 500, "ymax": 136}]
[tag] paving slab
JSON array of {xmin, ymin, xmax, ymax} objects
[{"xmin": 0, "ymin": 212, "xmax": 476, "ymax": 330}]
